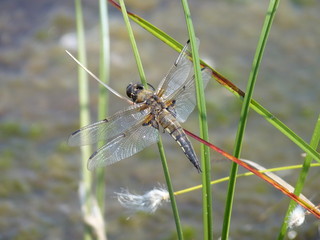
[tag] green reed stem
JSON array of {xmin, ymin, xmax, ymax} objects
[
  {"xmin": 180, "ymin": 0, "xmax": 212, "ymax": 239},
  {"xmin": 75, "ymin": 0, "xmax": 93, "ymax": 239},
  {"xmin": 221, "ymin": 1, "xmax": 279, "ymax": 239},
  {"xmin": 157, "ymin": 137, "xmax": 184, "ymax": 240},
  {"xmin": 119, "ymin": 1, "xmax": 183, "ymax": 238},
  {"xmin": 119, "ymin": 0, "xmax": 146, "ymax": 86},
  {"xmin": 95, "ymin": 0, "xmax": 110, "ymax": 215},
  {"xmin": 277, "ymin": 114, "xmax": 320, "ymax": 239}
]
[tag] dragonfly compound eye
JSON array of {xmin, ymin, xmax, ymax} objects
[
  {"xmin": 126, "ymin": 83, "xmax": 134, "ymax": 98},
  {"xmin": 126, "ymin": 83, "xmax": 144, "ymax": 99}
]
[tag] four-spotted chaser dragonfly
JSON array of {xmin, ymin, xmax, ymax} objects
[{"xmin": 68, "ymin": 40, "xmax": 212, "ymax": 172}]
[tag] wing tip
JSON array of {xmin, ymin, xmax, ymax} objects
[
  {"xmin": 186, "ymin": 38, "xmax": 200, "ymax": 47},
  {"xmin": 201, "ymin": 66, "xmax": 212, "ymax": 73},
  {"xmin": 87, "ymin": 153, "xmax": 97, "ymax": 171},
  {"xmin": 87, "ymin": 164, "xmax": 94, "ymax": 171},
  {"xmin": 67, "ymin": 136, "xmax": 76, "ymax": 146},
  {"xmin": 67, "ymin": 129, "xmax": 81, "ymax": 146}
]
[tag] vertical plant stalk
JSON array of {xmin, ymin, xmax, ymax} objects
[
  {"xmin": 96, "ymin": 0, "xmax": 110, "ymax": 216},
  {"xmin": 75, "ymin": 0, "xmax": 93, "ymax": 239},
  {"xmin": 119, "ymin": 0, "xmax": 146, "ymax": 85},
  {"xmin": 157, "ymin": 138, "xmax": 184, "ymax": 240},
  {"xmin": 118, "ymin": 1, "xmax": 184, "ymax": 238},
  {"xmin": 221, "ymin": 1, "xmax": 279, "ymax": 239},
  {"xmin": 180, "ymin": 0, "xmax": 212, "ymax": 239},
  {"xmin": 277, "ymin": 115, "xmax": 320, "ymax": 239}
]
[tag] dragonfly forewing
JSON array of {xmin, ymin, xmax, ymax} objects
[
  {"xmin": 68, "ymin": 103, "xmax": 150, "ymax": 146},
  {"xmin": 87, "ymin": 119, "xmax": 159, "ymax": 170}
]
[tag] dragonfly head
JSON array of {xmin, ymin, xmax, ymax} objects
[{"xmin": 126, "ymin": 83, "xmax": 145, "ymax": 103}]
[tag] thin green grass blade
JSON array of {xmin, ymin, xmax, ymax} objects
[
  {"xmin": 221, "ymin": 1, "xmax": 280, "ymax": 239},
  {"xmin": 277, "ymin": 114, "xmax": 320, "ymax": 239},
  {"xmin": 75, "ymin": 0, "xmax": 93, "ymax": 239},
  {"xmin": 119, "ymin": 0, "xmax": 146, "ymax": 86},
  {"xmin": 75, "ymin": 0, "xmax": 91, "ymax": 170},
  {"xmin": 108, "ymin": 0, "xmax": 184, "ymax": 53},
  {"xmin": 118, "ymin": 1, "xmax": 183, "ymax": 238},
  {"xmin": 95, "ymin": 0, "xmax": 110, "ymax": 214},
  {"xmin": 180, "ymin": 0, "xmax": 212, "ymax": 239},
  {"xmin": 107, "ymin": 0, "xmax": 320, "ymax": 164},
  {"xmin": 157, "ymin": 137, "xmax": 184, "ymax": 240}
]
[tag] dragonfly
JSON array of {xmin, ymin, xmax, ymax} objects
[{"xmin": 68, "ymin": 39, "xmax": 212, "ymax": 173}]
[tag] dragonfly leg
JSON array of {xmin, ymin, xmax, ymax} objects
[{"xmin": 143, "ymin": 118, "xmax": 159, "ymax": 130}]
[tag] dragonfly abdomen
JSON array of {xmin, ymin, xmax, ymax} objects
[{"xmin": 158, "ymin": 111, "xmax": 202, "ymax": 172}]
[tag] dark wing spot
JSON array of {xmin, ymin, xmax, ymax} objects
[
  {"xmin": 89, "ymin": 150, "xmax": 98, "ymax": 160},
  {"xmin": 71, "ymin": 129, "xmax": 81, "ymax": 136}
]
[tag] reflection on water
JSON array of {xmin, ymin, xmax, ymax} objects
[{"xmin": 0, "ymin": 0, "xmax": 319, "ymax": 239}]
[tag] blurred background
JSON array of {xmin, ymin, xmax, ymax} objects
[{"xmin": 0, "ymin": 0, "xmax": 319, "ymax": 239}]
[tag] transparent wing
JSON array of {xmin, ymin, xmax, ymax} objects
[
  {"xmin": 87, "ymin": 120, "xmax": 159, "ymax": 170},
  {"xmin": 156, "ymin": 39, "xmax": 199, "ymax": 99},
  {"xmin": 167, "ymin": 67, "xmax": 212, "ymax": 123},
  {"xmin": 68, "ymin": 103, "xmax": 150, "ymax": 146}
]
